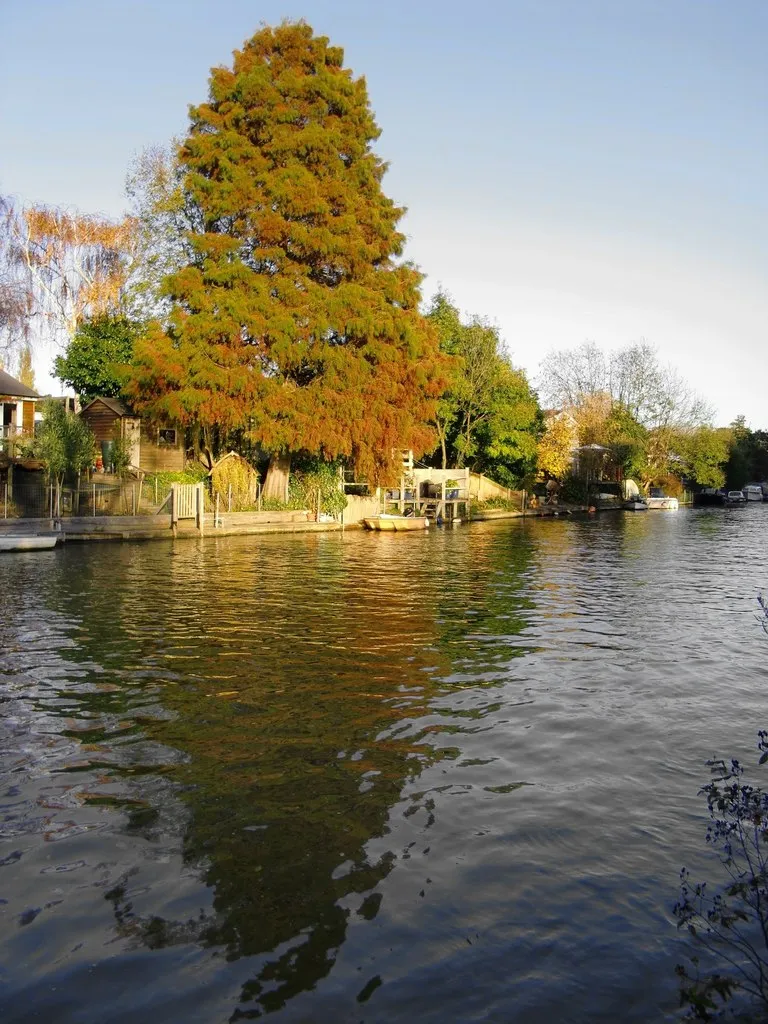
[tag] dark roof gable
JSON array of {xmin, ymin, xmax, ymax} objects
[
  {"xmin": 0, "ymin": 368, "xmax": 40, "ymax": 400},
  {"xmin": 80, "ymin": 396, "xmax": 133, "ymax": 417}
]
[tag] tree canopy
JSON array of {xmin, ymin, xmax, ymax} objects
[
  {"xmin": 724, "ymin": 418, "xmax": 768, "ymax": 488},
  {"xmin": 426, "ymin": 292, "xmax": 541, "ymax": 484},
  {"xmin": 2, "ymin": 197, "xmax": 135, "ymax": 353},
  {"xmin": 55, "ymin": 314, "xmax": 142, "ymax": 402},
  {"xmin": 535, "ymin": 340, "xmax": 728, "ymax": 489},
  {"xmin": 538, "ymin": 340, "xmax": 713, "ymax": 430},
  {"xmin": 126, "ymin": 21, "xmax": 446, "ymax": 485}
]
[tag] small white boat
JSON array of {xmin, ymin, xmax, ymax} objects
[
  {"xmin": 646, "ymin": 495, "xmax": 679, "ymax": 510},
  {"xmin": 623, "ymin": 499, "xmax": 648, "ymax": 511},
  {"xmin": 363, "ymin": 514, "xmax": 430, "ymax": 532},
  {"xmin": 0, "ymin": 535, "xmax": 59, "ymax": 552}
]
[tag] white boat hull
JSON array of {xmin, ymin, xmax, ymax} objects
[
  {"xmin": 646, "ymin": 496, "xmax": 679, "ymax": 510},
  {"xmin": 0, "ymin": 535, "xmax": 59, "ymax": 552}
]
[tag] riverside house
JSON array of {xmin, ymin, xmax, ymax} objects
[{"xmin": 0, "ymin": 368, "xmax": 39, "ymax": 450}]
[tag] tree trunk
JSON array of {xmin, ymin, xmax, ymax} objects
[
  {"xmin": 436, "ymin": 421, "xmax": 448, "ymax": 469},
  {"xmin": 262, "ymin": 452, "xmax": 291, "ymax": 503}
]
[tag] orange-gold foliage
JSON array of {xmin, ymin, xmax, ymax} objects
[{"xmin": 126, "ymin": 21, "xmax": 447, "ymax": 484}]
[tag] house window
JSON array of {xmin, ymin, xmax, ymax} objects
[{"xmin": 158, "ymin": 428, "xmax": 177, "ymax": 446}]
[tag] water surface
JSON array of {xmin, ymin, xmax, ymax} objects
[{"xmin": 1, "ymin": 508, "xmax": 767, "ymax": 1022}]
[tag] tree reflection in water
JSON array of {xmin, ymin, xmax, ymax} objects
[{"xmin": 15, "ymin": 527, "xmax": 534, "ymax": 1020}]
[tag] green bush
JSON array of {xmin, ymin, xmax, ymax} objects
[
  {"xmin": 559, "ymin": 475, "xmax": 590, "ymax": 504},
  {"xmin": 472, "ymin": 496, "xmax": 520, "ymax": 513},
  {"xmin": 288, "ymin": 458, "xmax": 347, "ymax": 517},
  {"xmin": 142, "ymin": 466, "xmax": 209, "ymax": 506}
]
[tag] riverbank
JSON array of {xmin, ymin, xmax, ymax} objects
[
  {"xmin": 472, "ymin": 502, "xmax": 604, "ymax": 520},
  {"xmin": 0, "ymin": 503, "xmax": 616, "ymax": 543},
  {"xmin": 0, "ymin": 510, "xmax": 342, "ymax": 543}
]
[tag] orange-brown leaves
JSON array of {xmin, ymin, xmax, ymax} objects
[{"xmin": 129, "ymin": 21, "xmax": 447, "ymax": 482}]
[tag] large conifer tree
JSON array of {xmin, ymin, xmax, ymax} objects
[{"xmin": 128, "ymin": 21, "xmax": 445, "ymax": 487}]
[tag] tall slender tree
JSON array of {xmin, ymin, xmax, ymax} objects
[
  {"xmin": 127, "ymin": 22, "xmax": 446, "ymax": 491},
  {"xmin": 16, "ymin": 344, "xmax": 35, "ymax": 389}
]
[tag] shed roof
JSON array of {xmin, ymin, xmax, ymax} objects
[
  {"xmin": 80, "ymin": 396, "xmax": 133, "ymax": 417},
  {"xmin": 0, "ymin": 368, "xmax": 40, "ymax": 400}
]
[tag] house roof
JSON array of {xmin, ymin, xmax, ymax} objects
[
  {"xmin": 0, "ymin": 368, "xmax": 40, "ymax": 400},
  {"xmin": 80, "ymin": 396, "xmax": 132, "ymax": 417}
]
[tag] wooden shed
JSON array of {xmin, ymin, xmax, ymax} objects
[{"xmin": 80, "ymin": 397, "xmax": 185, "ymax": 474}]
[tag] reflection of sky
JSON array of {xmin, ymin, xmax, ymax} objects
[{"xmin": 2, "ymin": 0, "xmax": 765, "ymax": 425}]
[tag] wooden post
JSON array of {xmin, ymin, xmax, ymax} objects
[
  {"xmin": 316, "ymin": 487, "xmax": 321, "ymax": 522},
  {"xmin": 154, "ymin": 477, "xmax": 158, "ymax": 506},
  {"xmin": 3, "ymin": 481, "xmax": 7, "ymax": 519},
  {"xmin": 228, "ymin": 483, "xmax": 232, "ymax": 513},
  {"xmin": 132, "ymin": 485, "xmax": 137, "ymax": 516},
  {"xmin": 215, "ymin": 491, "xmax": 220, "ymax": 528},
  {"xmin": 257, "ymin": 481, "xmax": 262, "ymax": 512},
  {"xmin": 522, "ymin": 489, "xmax": 527, "ymax": 514},
  {"xmin": 171, "ymin": 482, "xmax": 178, "ymax": 537},
  {"xmin": 92, "ymin": 481, "xmax": 96, "ymax": 516},
  {"xmin": 197, "ymin": 482, "xmax": 204, "ymax": 535}
]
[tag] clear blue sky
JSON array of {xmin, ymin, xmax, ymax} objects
[{"xmin": 2, "ymin": 0, "xmax": 766, "ymax": 426}]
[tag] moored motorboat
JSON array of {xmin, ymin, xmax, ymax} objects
[
  {"xmin": 724, "ymin": 490, "xmax": 747, "ymax": 507},
  {"xmin": 694, "ymin": 487, "xmax": 727, "ymax": 506},
  {"xmin": 0, "ymin": 535, "xmax": 59, "ymax": 552},
  {"xmin": 743, "ymin": 485, "xmax": 764, "ymax": 502},
  {"xmin": 623, "ymin": 499, "xmax": 648, "ymax": 511},
  {"xmin": 363, "ymin": 514, "xmax": 430, "ymax": 532}
]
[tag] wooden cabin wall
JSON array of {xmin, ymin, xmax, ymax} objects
[
  {"xmin": 22, "ymin": 401, "xmax": 34, "ymax": 433},
  {"xmin": 139, "ymin": 423, "xmax": 184, "ymax": 472},
  {"xmin": 82, "ymin": 403, "xmax": 120, "ymax": 443}
]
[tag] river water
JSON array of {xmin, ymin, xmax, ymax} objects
[{"xmin": 1, "ymin": 507, "xmax": 767, "ymax": 1023}]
